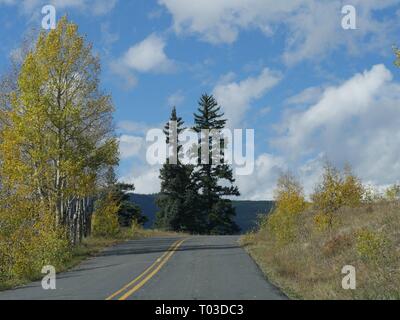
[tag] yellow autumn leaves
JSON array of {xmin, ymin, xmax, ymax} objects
[
  {"xmin": 0, "ymin": 17, "xmax": 118, "ymax": 286},
  {"xmin": 267, "ymin": 162, "xmax": 368, "ymax": 244}
]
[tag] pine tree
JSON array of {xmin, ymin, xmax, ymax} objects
[
  {"xmin": 156, "ymin": 107, "xmax": 201, "ymax": 232},
  {"xmin": 193, "ymin": 94, "xmax": 240, "ymax": 234},
  {"xmin": 115, "ymin": 183, "xmax": 147, "ymax": 227},
  {"xmin": 101, "ymin": 166, "xmax": 146, "ymax": 227}
]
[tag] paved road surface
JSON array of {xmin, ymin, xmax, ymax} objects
[{"xmin": 0, "ymin": 236, "xmax": 286, "ymax": 300}]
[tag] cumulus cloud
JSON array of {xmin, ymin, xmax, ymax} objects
[
  {"xmin": 235, "ymin": 64, "xmax": 400, "ymax": 199},
  {"xmin": 121, "ymin": 165, "xmax": 161, "ymax": 194},
  {"xmin": 111, "ymin": 34, "xmax": 176, "ymax": 88},
  {"xmin": 213, "ymin": 68, "xmax": 282, "ymax": 127},
  {"xmin": 120, "ymin": 34, "xmax": 175, "ymax": 73},
  {"xmin": 272, "ymin": 64, "xmax": 400, "ymax": 189},
  {"xmin": 235, "ymin": 153, "xmax": 286, "ymax": 200},
  {"xmin": 158, "ymin": 0, "xmax": 400, "ymax": 64},
  {"xmin": 118, "ymin": 129, "xmax": 163, "ymax": 194}
]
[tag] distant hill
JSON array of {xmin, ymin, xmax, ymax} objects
[
  {"xmin": 129, "ymin": 193, "xmax": 274, "ymax": 233},
  {"xmin": 232, "ymin": 200, "xmax": 274, "ymax": 232}
]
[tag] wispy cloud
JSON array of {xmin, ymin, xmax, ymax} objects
[
  {"xmin": 213, "ymin": 68, "xmax": 282, "ymax": 127},
  {"xmin": 167, "ymin": 90, "xmax": 185, "ymax": 107},
  {"xmin": 0, "ymin": 0, "xmax": 118, "ymax": 16},
  {"xmin": 159, "ymin": 0, "xmax": 400, "ymax": 64}
]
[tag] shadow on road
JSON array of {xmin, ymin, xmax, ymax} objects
[{"xmin": 98, "ymin": 236, "xmax": 240, "ymax": 257}]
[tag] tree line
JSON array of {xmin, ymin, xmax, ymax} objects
[{"xmin": 155, "ymin": 95, "xmax": 240, "ymax": 235}]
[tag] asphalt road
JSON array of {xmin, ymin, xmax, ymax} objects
[{"xmin": 0, "ymin": 236, "xmax": 286, "ymax": 300}]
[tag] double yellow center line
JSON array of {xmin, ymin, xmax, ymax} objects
[{"xmin": 106, "ymin": 238, "xmax": 187, "ymax": 300}]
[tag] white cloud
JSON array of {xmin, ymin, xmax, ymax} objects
[
  {"xmin": 109, "ymin": 61, "xmax": 138, "ymax": 89},
  {"xmin": 158, "ymin": 0, "xmax": 300, "ymax": 44},
  {"xmin": 285, "ymin": 86, "xmax": 324, "ymax": 106},
  {"xmin": 118, "ymin": 130, "xmax": 163, "ymax": 194},
  {"xmin": 91, "ymin": 0, "xmax": 117, "ymax": 15},
  {"xmin": 273, "ymin": 64, "xmax": 400, "ymax": 189},
  {"xmin": 213, "ymin": 68, "xmax": 282, "ymax": 127},
  {"xmin": 119, "ymin": 135, "xmax": 144, "ymax": 159},
  {"xmin": 235, "ymin": 64, "xmax": 400, "ymax": 200},
  {"xmin": 120, "ymin": 34, "xmax": 175, "ymax": 73},
  {"xmin": 0, "ymin": 0, "xmax": 15, "ymax": 5},
  {"xmin": 111, "ymin": 34, "xmax": 176, "ymax": 88},
  {"xmin": 235, "ymin": 153, "xmax": 286, "ymax": 200},
  {"xmin": 120, "ymin": 165, "xmax": 161, "ymax": 194},
  {"xmin": 118, "ymin": 121, "xmax": 154, "ymax": 134},
  {"xmin": 158, "ymin": 0, "xmax": 400, "ymax": 64},
  {"xmin": 0, "ymin": 0, "xmax": 118, "ymax": 16},
  {"xmin": 167, "ymin": 90, "xmax": 185, "ymax": 107},
  {"xmin": 101, "ymin": 22, "xmax": 119, "ymax": 53}
]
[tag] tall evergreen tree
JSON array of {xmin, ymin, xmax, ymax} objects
[
  {"xmin": 193, "ymin": 94, "xmax": 240, "ymax": 234},
  {"xmin": 156, "ymin": 107, "xmax": 201, "ymax": 232}
]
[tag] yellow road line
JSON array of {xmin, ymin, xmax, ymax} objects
[
  {"xmin": 118, "ymin": 238, "xmax": 187, "ymax": 300},
  {"xmin": 105, "ymin": 238, "xmax": 183, "ymax": 300}
]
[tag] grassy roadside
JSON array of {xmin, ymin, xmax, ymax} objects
[
  {"xmin": 0, "ymin": 228, "xmax": 185, "ymax": 292},
  {"xmin": 241, "ymin": 202, "xmax": 400, "ymax": 300}
]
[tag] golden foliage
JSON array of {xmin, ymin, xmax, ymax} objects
[
  {"xmin": 311, "ymin": 163, "xmax": 363, "ymax": 229},
  {"xmin": 243, "ymin": 159, "xmax": 400, "ymax": 299},
  {"xmin": 92, "ymin": 193, "xmax": 120, "ymax": 238},
  {"xmin": 267, "ymin": 172, "xmax": 307, "ymax": 245},
  {"xmin": 384, "ymin": 184, "xmax": 400, "ymax": 201},
  {"xmin": 0, "ymin": 197, "xmax": 70, "ymax": 282},
  {"xmin": 313, "ymin": 212, "xmax": 337, "ymax": 232},
  {"xmin": 0, "ymin": 17, "xmax": 118, "ymax": 286},
  {"xmin": 243, "ymin": 200, "xmax": 400, "ymax": 299}
]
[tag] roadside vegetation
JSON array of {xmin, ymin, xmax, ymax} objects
[
  {"xmin": 242, "ymin": 51, "xmax": 400, "ymax": 300},
  {"xmin": 0, "ymin": 17, "xmax": 161, "ymax": 291},
  {"xmin": 0, "ymin": 224, "xmax": 182, "ymax": 291},
  {"xmin": 242, "ymin": 162, "xmax": 400, "ymax": 299}
]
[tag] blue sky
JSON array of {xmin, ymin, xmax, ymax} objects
[{"xmin": 1, "ymin": 0, "xmax": 400, "ymax": 199}]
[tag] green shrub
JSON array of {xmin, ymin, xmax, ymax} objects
[{"xmin": 356, "ymin": 229, "xmax": 390, "ymax": 264}]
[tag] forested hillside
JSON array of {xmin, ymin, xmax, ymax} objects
[{"xmin": 130, "ymin": 194, "xmax": 274, "ymax": 233}]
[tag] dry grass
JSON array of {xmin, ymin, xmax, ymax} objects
[{"xmin": 241, "ymin": 201, "xmax": 400, "ymax": 300}]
